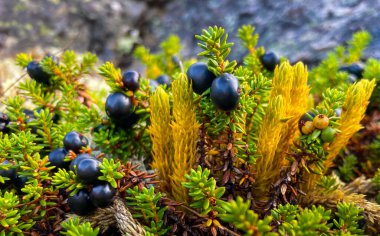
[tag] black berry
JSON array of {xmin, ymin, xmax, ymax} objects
[
  {"xmin": 68, "ymin": 189, "xmax": 95, "ymax": 216},
  {"xmin": 156, "ymin": 75, "xmax": 172, "ymax": 87},
  {"xmin": 0, "ymin": 112, "xmax": 10, "ymax": 133},
  {"xmin": 122, "ymin": 71, "xmax": 140, "ymax": 91},
  {"xmin": 76, "ymin": 158, "xmax": 101, "ymax": 184},
  {"xmin": 26, "ymin": 61, "xmax": 51, "ymax": 85},
  {"xmin": 0, "ymin": 160, "xmax": 17, "ymax": 181},
  {"xmin": 14, "ymin": 175, "xmax": 28, "ymax": 190},
  {"xmin": 90, "ymin": 182, "xmax": 116, "ymax": 208},
  {"xmin": 339, "ymin": 63, "xmax": 364, "ymax": 79},
  {"xmin": 260, "ymin": 51, "xmax": 280, "ymax": 71},
  {"xmin": 70, "ymin": 153, "xmax": 95, "ymax": 171},
  {"xmin": 105, "ymin": 93, "xmax": 132, "ymax": 121},
  {"xmin": 48, "ymin": 148, "xmax": 69, "ymax": 169},
  {"xmin": 63, "ymin": 131, "xmax": 88, "ymax": 153},
  {"xmin": 114, "ymin": 112, "xmax": 140, "ymax": 129},
  {"xmin": 186, "ymin": 62, "xmax": 216, "ymax": 94},
  {"xmin": 210, "ymin": 73, "xmax": 240, "ymax": 111}
]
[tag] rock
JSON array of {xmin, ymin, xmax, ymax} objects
[{"xmin": 0, "ymin": 0, "xmax": 379, "ymax": 68}]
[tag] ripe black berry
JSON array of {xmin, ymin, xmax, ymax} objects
[
  {"xmin": 68, "ymin": 189, "xmax": 95, "ymax": 216},
  {"xmin": 14, "ymin": 175, "xmax": 28, "ymax": 190},
  {"xmin": 122, "ymin": 71, "xmax": 140, "ymax": 91},
  {"xmin": 114, "ymin": 112, "xmax": 140, "ymax": 129},
  {"xmin": 70, "ymin": 153, "xmax": 95, "ymax": 171},
  {"xmin": 339, "ymin": 63, "xmax": 364, "ymax": 79},
  {"xmin": 76, "ymin": 158, "xmax": 101, "ymax": 184},
  {"xmin": 0, "ymin": 160, "xmax": 17, "ymax": 181},
  {"xmin": 156, "ymin": 75, "xmax": 172, "ymax": 87},
  {"xmin": 105, "ymin": 93, "xmax": 132, "ymax": 121},
  {"xmin": 260, "ymin": 51, "xmax": 280, "ymax": 71},
  {"xmin": 90, "ymin": 182, "xmax": 116, "ymax": 208},
  {"xmin": 186, "ymin": 62, "xmax": 216, "ymax": 94},
  {"xmin": 63, "ymin": 131, "xmax": 88, "ymax": 153},
  {"xmin": 27, "ymin": 61, "xmax": 51, "ymax": 84},
  {"xmin": 210, "ymin": 73, "xmax": 240, "ymax": 111},
  {"xmin": 48, "ymin": 148, "xmax": 69, "ymax": 169},
  {"xmin": 0, "ymin": 112, "xmax": 10, "ymax": 133}
]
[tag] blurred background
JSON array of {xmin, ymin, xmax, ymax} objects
[{"xmin": 0, "ymin": 0, "xmax": 380, "ymax": 68}]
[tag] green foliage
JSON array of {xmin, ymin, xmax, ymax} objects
[
  {"xmin": 363, "ymin": 58, "xmax": 380, "ymax": 104},
  {"xmin": 99, "ymin": 158, "xmax": 124, "ymax": 188},
  {"xmin": 41, "ymin": 51, "xmax": 98, "ymax": 82},
  {"xmin": 238, "ymin": 24, "xmax": 266, "ymax": 76},
  {"xmin": 338, "ymin": 155, "xmax": 358, "ymax": 182},
  {"xmin": 317, "ymin": 176, "xmax": 340, "ymax": 194},
  {"xmin": 15, "ymin": 53, "xmax": 33, "ymax": 68},
  {"xmin": 309, "ymin": 31, "xmax": 372, "ymax": 95},
  {"xmin": 196, "ymin": 26, "xmax": 237, "ymax": 75},
  {"xmin": 274, "ymin": 205, "xmax": 332, "ymax": 236},
  {"xmin": 126, "ymin": 187, "xmax": 169, "ymax": 235},
  {"xmin": 373, "ymin": 168, "xmax": 380, "ymax": 187},
  {"xmin": 61, "ymin": 217, "xmax": 99, "ymax": 236},
  {"xmin": 52, "ymin": 168, "xmax": 85, "ymax": 196},
  {"xmin": 0, "ymin": 131, "xmax": 42, "ymax": 161},
  {"xmin": 271, "ymin": 203, "xmax": 364, "ymax": 236},
  {"xmin": 375, "ymin": 169, "xmax": 380, "ymax": 205},
  {"xmin": 333, "ymin": 202, "xmax": 364, "ymax": 235},
  {"xmin": 220, "ymin": 196, "xmax": 275, "ymax": 236},
  {"xmin": 238, "ymin": 24, "xmax": 259, "ymax": 51},
  {"xmin": 98, "ymin": 61, "xmax": 123, "ymax": 92},
  {"xmin": 182, "ymin": 166, "xmax": 225, "ymax": 215},
  {"xmin": 316, "ymin": 88, "xmax": 345, "ymax": 115},
  {"xmin": 297, "ymin": 134, "xmax": 327, "ymax": 175},
  {"xmin": 343, "ymin": 31, "xmax": 372, "ymax": 64},
  {"xmin": 271, "ymin": 204, "xmax": 300, "ymax": 235},
  {"xmin": 134, "ymin": 34, "xmax": 182, "ymax": 79},
  {"xmin": 0, "ymin": 191, "xmax": 32, "ymax": 234}
]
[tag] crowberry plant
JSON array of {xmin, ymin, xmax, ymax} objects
[{"xmin": 0, "ymin": 25, "xmax": 379, "ymax": 235}]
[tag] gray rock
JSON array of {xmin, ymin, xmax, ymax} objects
[
  {"xmin": 0, "ymin": 0, "xmax": 379, "ymax": 67},
  {"xmin": 144, "ymin": 0, "xmax": 380, "ymax": 65}
]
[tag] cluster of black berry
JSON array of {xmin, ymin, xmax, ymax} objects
[
  {"xmin": 185, "ymin": 51, "xmax": 281, "ymax": 112},
  {"xmin": 105, "ymin": 69, "xmax": 174, "ymax": 130},
  {"xmin": 49, "ymin": 131, "xmax": 115, "ymax": 216},
  {"xmin": 0, "ymin": 160, "xmax": 27, "ymax": 191},
  {"xmin": 105, "ymin": 71, "xmax": 141, "ymax": 129},
  {"xmin": 186, "ymin": 62, "xmax": 240, "ymax": 111}
]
